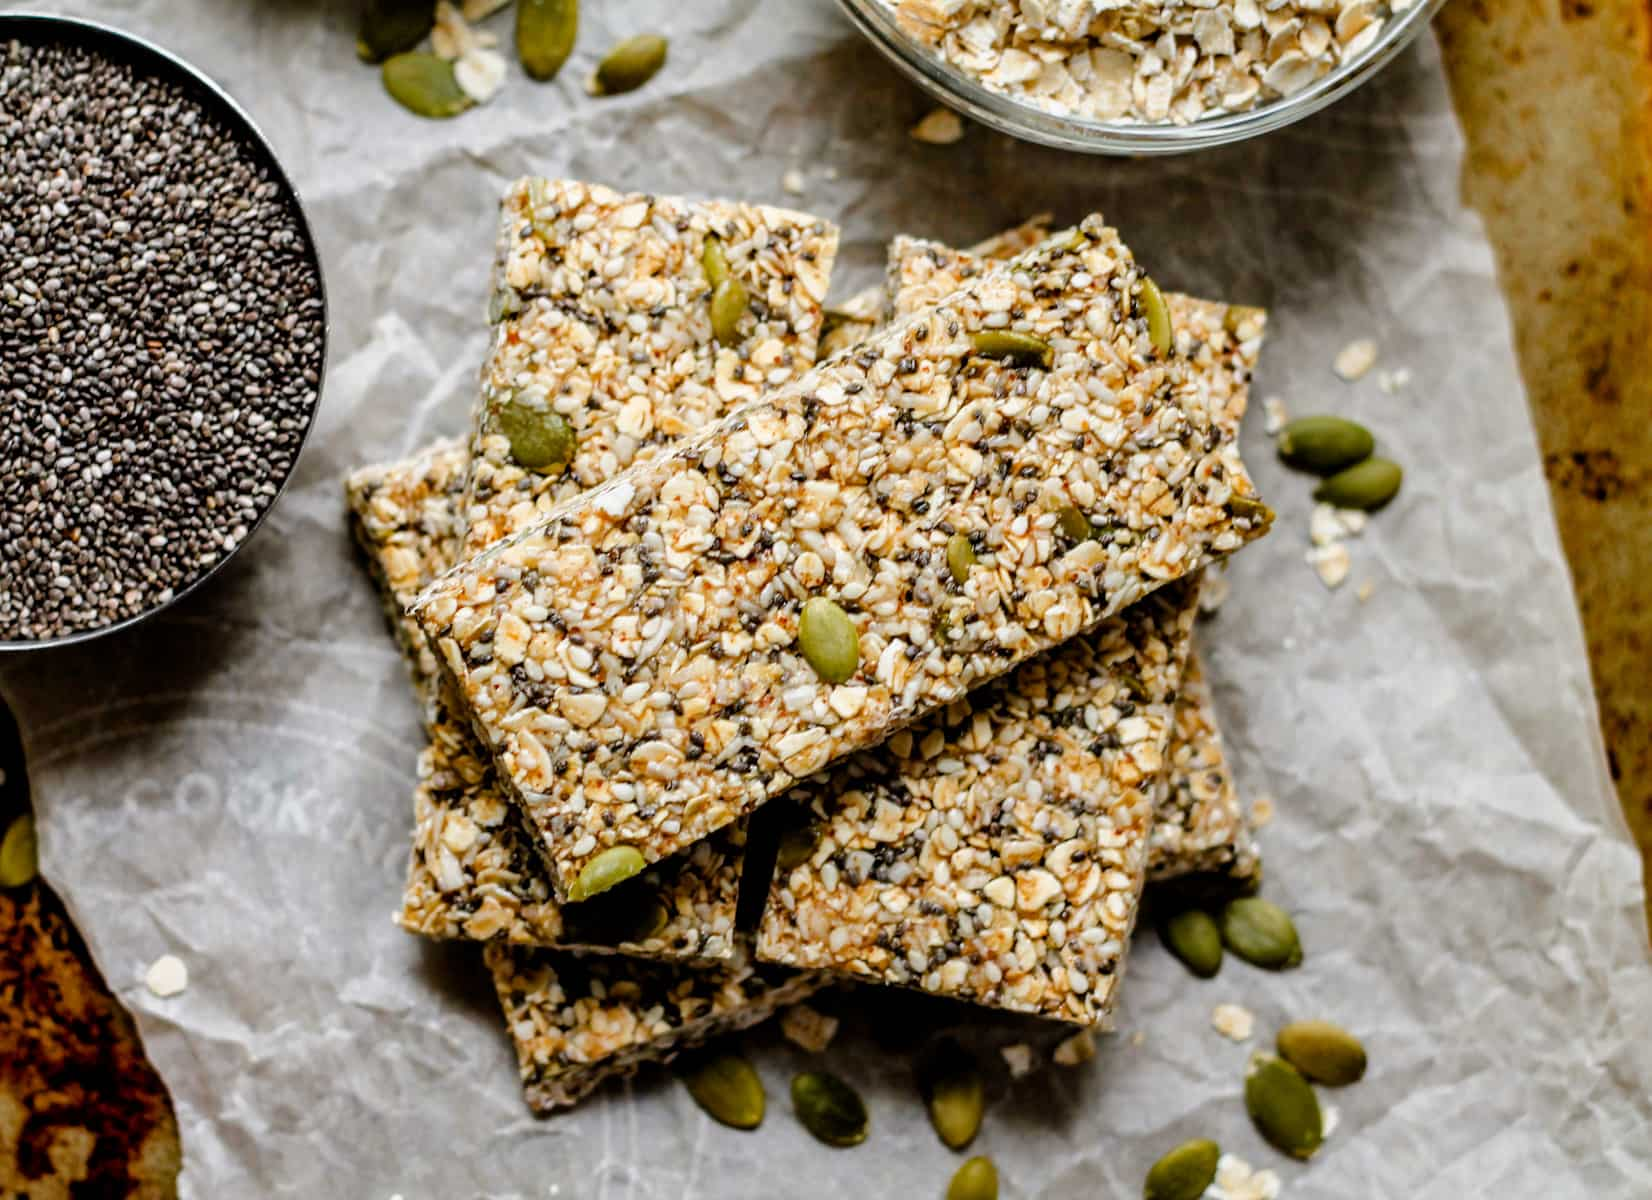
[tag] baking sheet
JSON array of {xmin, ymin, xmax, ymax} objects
[{"xmin": 4, "ymin": 0, "xmax": 1651, "ymax": 1194}]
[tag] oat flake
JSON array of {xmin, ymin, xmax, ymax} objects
[
  {"xmin": 910, "ymin": 106, "xmax": 966, "ymax": 144},
  {"xmin": 1333, "ymin": 337, "xmax": 1379, "ymax": 380},
  {"xmin": 145, "ymin": 954, "xmax": 189, "ymax": 998},
  {"xmin": 1212, "ymin": 1002, "xmax": 1255, "ymax": 1041}
]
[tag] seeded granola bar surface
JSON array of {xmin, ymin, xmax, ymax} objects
[{"xmin": 415, "ymin": 214, "xmax": 1272, "ymax": 899}]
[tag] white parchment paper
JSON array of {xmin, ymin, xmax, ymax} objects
[{"xmin": 4, "ymin": 1, "xmax": 1651, "ymax": 1195}]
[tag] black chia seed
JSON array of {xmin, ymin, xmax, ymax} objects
[{"xmin": 0, "ymin": 35, "xmax": 324, "ymax": 643}]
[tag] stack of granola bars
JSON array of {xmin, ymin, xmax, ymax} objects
[{"xmin": 345, "ymin": 179, "xmax": 1272, "ymax": 1112}]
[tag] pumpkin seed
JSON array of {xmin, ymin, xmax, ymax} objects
[
  {"xmin": 776, "ymin": 817, "xmax": 821, "ymax": 872},
  {"xmin": 798, "ymin": 597, "xmax": 859, "ymax": 684},
  {"xmin": 946, "ymin": 533, "xmax": 978, "ymax": 585},
  {"xmin": 946, "ymin": 1156, "xmax": 998, "ymax": 1200},
  {"xmin": 1244, "ymin": 1053, "xmax": 1323, "ymax": 1160},
  {"xmin": 567, "ymin": 844, "xmax": 647, "ymax": 901},
  {"xmin": 1140, "ymin": 276, "xmax": 1173, "ymax": 356},
  {"xmin": 710, "ymin": 277, "xmax": 749, "ymax": 347},
  {"xmin": 919, "ymin": 1044, "xmax": 984, "ymax": 1150},
  {"xmin": 1143, "ymin": 1138, "xmax": 1220, "ymax": 1200},
  {"xmin": 970, "ymin": 330, "xmax": 1053, "ymax": 369},
  {"xmin": 1277, "ymin": 1020, "xmax": 1367, "ymax": 1087},
  {"xmin": 495, "ymin": 395, "xmax": 575, "ymax": 473},
  {"xmin": 593, "ymin": 33, "xmax": 667, "ymax": 95},
  {"xmin": 1277, "ymin": 415, "xmax": 1375, "ymax": 475},
  {"xmin": 0, "ymin": 814, "xmax": 38, "ymax": 889},
  {"xmin": 1055, "ymin": 504, "xmax": 1092, "ymax": 541},
  {"xmin": 1226, "ymin": 494, "xmax": 1273, "ymax": 524},
  {"xmin": 1313, "ymin": 457, "xmax": 1402, "ymax": 511},
  {"xmin": 516, "ymin": 0, "xmax": 578, "ymax": 81},
  {"xmin": 702, "ymin": 235, "xmax": 732, "ymax": 288},
  {"xmin": 1219, "ymin": 897, "xmax": 1301, "ymax": 969},
  {"xmin": 679, "ymin": 1050, "xmax": 765, "ymax": 1130},
  {"xmin": 488, "ymin": 285, "xmax": 522, "ymax": 325},
  {"xmin": 1158, "ymin": 909, "xmax": 1223, "ymax": 978},
  {"xmin": 791, "ymin": 1070, "xmax": 868, "ymax": 1147},
  {"xmin": 382, "ymin": 52, "xmax": 474, "ymax": 119},
  {"xmin": 357, "ymin": 0, "xmax": 435, "ymax": 64},
  {"xmin": 1222, "ymin": 304, "xmax": 1266, "ymax": 339}
]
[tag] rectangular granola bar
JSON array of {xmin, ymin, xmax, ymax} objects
[
  {"xmin": 754, "ymin": 578, "xmax": 1200, "ymax": 1027},
  {"xmin": 464, "ymin": 179, "xmax": 840, "ymax": 556},
  {"xmin": 346, "ymin": 448, "xmax": 744, "ymax": 960},
  {"xmin": 889, "ymin": 235, "xmax": 1266, "ymax": 885},
  {"xmin": 414, "ymin": 214, "xmax": 1273, "ymax": 899},
  {"xmin": 488, "ymin": 942, "xmax": 820, "ymax": 1114}
]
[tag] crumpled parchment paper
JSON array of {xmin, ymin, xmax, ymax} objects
[{"xmin": 4, "ymin": 1, "xmax": 1651, "ymax": 1195}]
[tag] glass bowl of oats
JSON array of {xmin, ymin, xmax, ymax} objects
[{"xmin": 839, "ymin": 0, "xmax": 1447, "ymax": 154}]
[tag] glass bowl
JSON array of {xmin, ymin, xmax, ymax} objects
[{"xmin": 835, "ymin": 0, "xmax": 1450, "ymax": 155}]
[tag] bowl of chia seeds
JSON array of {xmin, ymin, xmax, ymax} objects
[{"xmin": 0, "ymin": 14, "xmax": 327, "ymax": 650}]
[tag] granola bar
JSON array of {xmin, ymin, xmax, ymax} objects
[
  {"xmin": 488, "ymin": 942, "xmax": 820, "ymax": 1114},
  {"xmin": 465, "ymin": 178, "xmax": 840, "ymax": 556},
  {"xmin": 414, "ymin": 214, "xmax": 1273, "ymax": 898},
  {"xmin": 754, "ymin": 579, "xmax": 1200, "ymax": 1027},
  {"xmin": 889, "ymin": 235, "xmax": 1266, "ymax": 884},
  {"xmin": 346, "ymin": 447, "xmax": 743, "ymax": 960},
  {"xmin": 1147, "ymin": 648, "xmax": 1261, "ymax": 884}
]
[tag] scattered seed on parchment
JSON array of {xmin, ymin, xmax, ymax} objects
[
  {"xmin": 1356, "ymin": 579, "xmax": 1375, "ymax": 603},
  {"xmin": 1262, "ymin": 396, "xmax": 1290, "ymax": 435},
  {"xmin": 910, "ymin": 106, "xmax": 964, "ymax": 145},
  {"xmin": 1310, "ymin": 503, "xmax": 1367, "ymax": 547},
  {"xmin": 455, "ymin": 47, "xmax": 508, "ymax": 102},
  {"xmin": 1209, "ymin": 1153, "xmax": 1283, "ymax": 1200},
  {"xmin": 1053, "ymin": 1030, "xmax": 1096, "ymax": 1066},
  {"xmin": 144, "ymin": 954, "xmax": 189, "ymax": 998},
  {"xmin": 781, "ymin": 1003, "xmax": 840, "ymax": 1053},
  {"xmin": 1213, "ymin": 1003, "xmax": 1256, "ymax": 1042},
  {"xmin": 1001, "ymin": 1044, "xmax": 1035, "ymax": 1078},
  {"xmin": 1333, "ymin": 338, "xmax": 1378, "ymax": 381},
  {"xmin": 1306, "ymin": 542, "xmax": 1351, "ymax": 589},
  {"xmin": 781, "ymin": 168, "xmax": 806, "ymax": 197},
  {"xmin": 1251, "ymin": 794, "xmax": 1276, "ymax": 828}
]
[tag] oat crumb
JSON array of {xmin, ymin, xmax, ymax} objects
[
  {"xmin": 1333, "ymin": 338, "xmax": 1379, "ymax": 381},
  {"xmin": 1377, "ymin": 366, "xmax": 1412, "ymax": 394},
  {"xmin": 910, "ymin": 106, "xmax": 965, "ymax": 145},
  {"xmin": 780, "ymin": 1003, "xmax": 839, "ymax": 1053},
  {"xmin": 1053, "ymin": 1030, "xmax": 1096, "ymax": 1066},
  {"xmin": 1130, "ymin": 1030, "xmax": 1146, "ymax": 1047},
  {"xmin": 1356, "ymin": 579, "xmax": 1375, "ymax": 603},
  {"xmin": 781, "ymin": 168, "xmax": 807, "ymax": 197},
  {"xmin": 1307, "ymin": 542, "xmax": 1351, "ymax": 589},
  {"xmin": 144, "ymin": 954, "xmax": 189, "ymax": 998},
  {"xmin": 823, "ymin": 165, "xmax": 840, "ymax": 181},
  {"xmin": 1250, "ymin": 793, "xmax": 1275, "ymax": 828},
  {"xmin": 1212, "ymin": 1002, "xmax": 1255, "ymax": 1042},
  {"xmin": 1322, "ymin": 1103, "xmax": 1340, "ymax": 1138},
  {"xmin": 1000, "ymin": 1043, "xmax": 1035, "ymax": 1078},
  {"xmin": 1262, "ymin": 395, "xmax": 1289, "ymax": 435},
  {"xmin": 1209, "ymin": 1153, "xmax": 1282, "ymax": 1200}
]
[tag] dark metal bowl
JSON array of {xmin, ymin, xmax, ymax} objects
[{"xmin": 0, "ymin": 12, "xmax": 329, "ymax": 652}]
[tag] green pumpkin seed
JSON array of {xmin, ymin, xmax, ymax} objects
[
  {"xmin": 1140, "ymin": 276, "xmax": 1173, "ymax": 356},
  {"xmin": 776, "ymin": 816, "xmax": 821, "ymax": 872},
  {"xmin": 1313, "ymin": 457, "xmax": 1402, "ymax": 511},
  {"xmin": 1222, "ymin": 304, "xmax": 1266, "ymax": 339},
  {"xmin": 1277, "ymin": 1020, "xmax": 1367, "ymax": 1087},
  {"xmin": 791, "ymin": 1070, "xmax": 868, "ymax": 1147},
  {"xmin": 495, "ymin": 395, "xmax": 575, "ymax": 473},
  {"xmin": 488, "ymin": 286, "xmax": 523, "ymax": 325},
  {"xmin": 679, "ymin": 1050, "xmax": 765, "ymax": 1130},
  {"xmin": 1277, "ymin": 415, "xmax": 1375, "ymax": 475},
  {"xmin": 1226, "ymin": 494, "xmax": 1273, "ymax": 524},
  {"xmin": 946, "ymin": 1156, "xmax": 998, "ymax": 1200},
  {"xmin": 946, "ymin": 533, "xmax": 978, "ymax": 585},
  {"xmin": 517, "ymin": 0, "xmax": 578, "ymax": 81},
  {"xmin": 593, "ymin": 33, "xmax": 668, "ymax": 95},
  {"xmin": 970, "ymin": 330, "xmax": 1053, "ymax": 369},
  {"xmin": 382, "ymin": 52, "xmax": 474, "ymax": 119},
  {"xmin": 1244, "ymin": 1053, "xmax": 1323, "ymax": 1160},
  {"xmin": 357, "ymin": 0, "xmax": 435, "ymax": 64},
  {"xmin": 1144, "ymin": 1138, "xmax": 1220, "ymax": 1200},
  {"xmin": 1219, "ymin": 897, "xmax": 1300, "ymax": 970},
  {"xmin": 1055, "ymin": 504, "xmax": 1093, "ymax": 541},
  {"xmin": 798, "ymin": 597, "xmax": 859, "ymax": 684},
  {"xmin": 1158, "ymin": 909, "xmax": 1223, "ymax": 978},
  {"xmin": 702, "ymin": 235, "xmax": 732, "ymax": 288},
  {"xmin": 710, "ymin": 277, "xmax": 749, "ymax": 348},
  {"xmin": 567, "ymin": 844, "xmax": 647, "ymax": 901},
  {"xmin": 919, "ymin": 1045, "xmax": 984, "ymax": 1150},
  {"xmin": 0, "ymin": 814, "xmax": 38, "ymax": 889}
]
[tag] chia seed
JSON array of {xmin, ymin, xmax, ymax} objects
[{"xmin": 0, "ymin": 34, "xmax": 324, "ymax": 643}]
